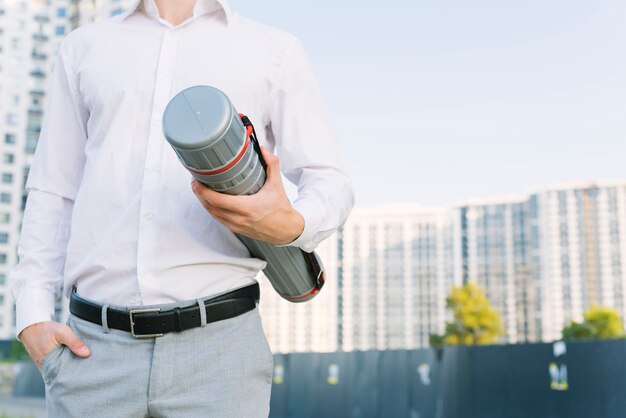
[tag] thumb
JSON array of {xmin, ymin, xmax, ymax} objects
[
  {"xmin": 260, "ymin": 146, "xmax": 280, "ymax": 183},
  {"xmin": 56, "ymin": 325, "xmax": 91, "ymax": 358}
]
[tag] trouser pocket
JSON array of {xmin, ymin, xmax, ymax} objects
[{"xmin": 40, "ymin": 344, "xmax": 66, "ymax": 385}]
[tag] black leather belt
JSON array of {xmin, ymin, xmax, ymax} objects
[{"xmin": 69, "ymin": 283, "xmax": 260, "ymax": 338}]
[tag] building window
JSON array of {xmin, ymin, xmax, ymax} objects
[
  {"xmin": 3, "ymin": 154, "xmax": 14, "ymax": 164},
  {"xmin": 55, "ymin": 26, "xmax": 65, "ymax": 36},
  {"xmin": 0, "ymin": 254, "xmax": 6, "ymax": 264},
  {"xmin": 0, "ymin": 273, "xmax": 5, "ymax": 285},
  {"xmin": 0, "ymin": 294, "xmax": 4, "ymax": 306},
  {"xmin": 25, "ymin": 132, "xmax": 39, "ymax": 154},
  {"xmin": 57, "ymin": 7, "xmax": 66, "ymax": 18},
  {"xmin": 111, "ymin": 7, "xmax": 125, "ymax": 16},
  {"xmin": 1, "ymin": 173, "xmax": 13, "ymax": 184},
  {"xmin": 0, "ymin": 213, "xmax": 8, "ymax": 223},
  {"xmin": 4, "ymin": 134, "xmax": 15, "ymax": 144},
  {"xmin": 0, "ymin": 193, "xmax": 10, "ymax": 204},
  {"xmin": 0, "ymin": 232, "xmax": 7, "ymax": 243},
  {"xmin": 5, "ymin": 113, "xmax": 18, "ymax": 126}
]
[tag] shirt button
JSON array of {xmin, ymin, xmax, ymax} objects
[{"xmin": 144, "ymin": 213, "xmax": 154, "ymax": 220}]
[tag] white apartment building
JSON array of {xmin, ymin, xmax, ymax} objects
[
  {"xmin": 339, "ymin": 206, "xmax": 456, "ymax": 351},
  {"xmin": 0, "ymin": 0, "xmax": 71, "ymax": 338},
  {"xmin": 528, "ymin": 182, "xmax": 626, "ymax": 342},
  {"xmin": 260, "ymin": 206, "xmax": 456, "ymax": 353},
  {"xmin": 457, "ymin": 182, "xmax": 626, "ymax": 344},
  {"xmin": 263, "ymin": 183, "xmax": 626, "ymax": 352},
  {"xmin": 0, "ymin": 0, "xmax": 132, "ymax": 339},
  {"xmin": 457, "ymin": 197, "xmax": 531, "ymax": 344}
]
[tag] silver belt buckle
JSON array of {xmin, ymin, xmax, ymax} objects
[{"xmin": 129, "ymin": 308, "xmax": 164, "ymax": 338}]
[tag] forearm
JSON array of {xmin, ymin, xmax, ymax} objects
[
  {"xmin": 287, "ymin": 167, "xmax": 354, "ymax": 252},
  {"xmin": 267, "ymin": 39, "xmax": 355, "ymax": 252},
  {"xmin": 10, "ymin": 189, "xmax": 74, "ymax": 338}
]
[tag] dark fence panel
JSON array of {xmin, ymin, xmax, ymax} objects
[
  {"xmin": 269, "ymin": 353, "xmax": 289, "ymax": 418},
  {"xmin": 350, "ymin": 350, "xmax": 380, "ymax": 418},
  {"xmin": 4, "ymin": 339, "xmax": 625, "ymax": 417},
  {"xmin": 408, "ymin": 348, "xmax": 442, "ymax": 418},
  {"xmin": 269, "ymin": 340, "xmax": 626, "ymax": 418},
  {"xmin": 376, "ymin": 350, "xmax": 410, "ymax": 417}
]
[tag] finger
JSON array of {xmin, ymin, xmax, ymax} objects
[
  {"xmin": 193, "ymin": 189, "xmax": 252, "ymax": 228},
  {"xmin": 260, "ymin": 146, "xmax": 280, "ymax": 183},
  {"xmin": 260, "ymin": 145, "xmax": 277, "ymax": 165},
  {"xmin": 194, "ymin": 189, "xmax": 251, "ymax": 219},
  {"xmin": 55, "ymin": 325, "xmax": 90, "ymax": 358},
  {"xmin": 191, "ymin": 180, "xmax": 250, "ymax": 212},
  {"xmin": 207, "ymin": 206, "xmax": 250, "ymax": 224}
]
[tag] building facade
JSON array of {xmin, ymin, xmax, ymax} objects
[
  {"xmin": 260, "ymin": 206, "xmax": 456, "ymax": 353},
  {"xmin": 0, "ymin": 0, "xmax": 132, "ymax": 338},
  {"xmin": 528, "ymin": 183, "xmax": 626, "ymax": 342},
  {"xmin": 262, "ymin": 183, "xmax": 626, "ymax": 352},
  {"xmin": 457, "ymin": 198, "xmax": 530, "ymax": 344},
  {"xmin": 457, "ymin": 182, "xmax": 626, "ymax": 344}
]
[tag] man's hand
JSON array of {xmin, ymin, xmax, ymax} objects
[
  {"xmin": 191, "ymin": 146, "xmax": 305, "ymax": 245},
  {"xmin": 19, "ymin": 321, "xmax": 91, "ymax": 368}
]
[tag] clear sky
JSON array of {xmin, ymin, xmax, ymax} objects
[{"xmin": 229, "ymin": 0, "xmax": 626, "ymax": 208}]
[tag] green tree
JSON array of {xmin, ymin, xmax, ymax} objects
[
  {"xmin": 7, "ymin": 339, "xmax": 29, "ymax": 362},
  {"xmin": 430, "ymin": 282, "xmax": 504, "ymax": 348},
  {"xmin": 562, "ymin": 306, "xmax": 625, "ymax": 340}
]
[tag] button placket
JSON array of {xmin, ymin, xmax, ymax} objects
[{"xmin": 136, "ymin": 29, "xmax": 179, "ymax": 292}]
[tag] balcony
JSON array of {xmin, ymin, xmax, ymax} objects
[
  {"xmin": 30, "ymin": 69, "xmax": 46, "ymax": 79},
  {"xmin": 31, "ymin": 50, "xmax": 47, "ymax": 60},
  {"xmin": 32, "ymin": 33, "xmax": 48, "ymax": 42},
  {"xmin": 34, "ymin": 14, "xmax": 50, "ymax": 23}
]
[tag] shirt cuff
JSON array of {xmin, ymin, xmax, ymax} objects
[
  {"xmin": 278, "ymin": 198, "xmax": 322, "ymax": 253},
  {"xmin": 15, "ymin": 287, "xmax": 57, "ymax": 341}
]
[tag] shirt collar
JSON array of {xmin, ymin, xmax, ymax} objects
[{"xmin": 120, "ymin": 0, "xmax": 232, "ymax": 24}]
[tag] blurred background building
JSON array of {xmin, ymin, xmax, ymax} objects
[
  {"xmin": 0, "ymin": 0, "xmax": 133, "ymax": 338},
  {"xmin": 0, "ymin": 1, "xmax": 625, "ymax": 355},
  {"xmin": 261, "ymin": 182, "xmax": 626, "ymax": 352}
]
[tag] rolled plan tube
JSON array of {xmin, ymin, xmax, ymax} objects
[{"xmin": 162, "ymin": 85, "xmax": 325, "ymax": 302}]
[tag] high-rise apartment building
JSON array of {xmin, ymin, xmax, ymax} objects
[
  {"xmin": 339, "ymin": 206, "xmax": 456, "ymax": 351},
  {"xmin": 528, "ymin": 182, "xmax": 626, "ymax": 342},
  {"xmin": 261, "ymin": 183, "xmax": 626, "ymax": 353},
  {"xmin": 260, "ymin": 206, "xmax": 456, "ymax": 353},
  {"xmin": 0, "ymin": 0, "xmax": 132, "ymax": 338},
  {"xmin": 0, "ymin": 0, "xmax": 69, "ymax": 338},
  {"xmin": 457, "ymin": 182, "xmax": 626, "ymax": 344},
  {"xmin": 457, "ymin": 198, "xmax": 530, "ymax": 344}
]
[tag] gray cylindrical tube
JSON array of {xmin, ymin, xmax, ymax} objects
[
  {"xmin": 162, "ymin": 85, "xmax": 265, "ymax": 196},
  {"xmin": 163, "ymin": 85, "xmax": 324, "ymax": 302}
]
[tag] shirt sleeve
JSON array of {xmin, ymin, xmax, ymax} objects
[
  {"xmin": 268, "ymin": 39, "xmax": 355, "ymax": 253},
  {"xmin": 9, "ymin": 43, "xmax": 88, "ymax": 338}
]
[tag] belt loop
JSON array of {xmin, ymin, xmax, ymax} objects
[
  {"xmin": 101, "ymin": 304, "xmax": 110, "ymax": 334},
  {"xmin": 196, "ymin": 298, "xmax": 207, "ymax": 327},
  {"xmin": 173, "ymin": 307, "xmax": 183, "ymax": 333}
]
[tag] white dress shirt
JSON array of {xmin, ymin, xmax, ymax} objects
[{"xmin": 10, "ymin": 0, "xmax": 354, "ymax": 337}]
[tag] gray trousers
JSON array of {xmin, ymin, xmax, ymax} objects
[{"xmin": 40, "ymin": 299, "xmax": 273, "ymax": 418}]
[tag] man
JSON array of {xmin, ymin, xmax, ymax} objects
[{"xmin": 10, "ymin": 0, "xmax": 354, "ymax": 416}]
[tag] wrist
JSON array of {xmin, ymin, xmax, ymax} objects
[{"xmin": 280, "ymin": 207, "xmax": 305, "ymax": 244}]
